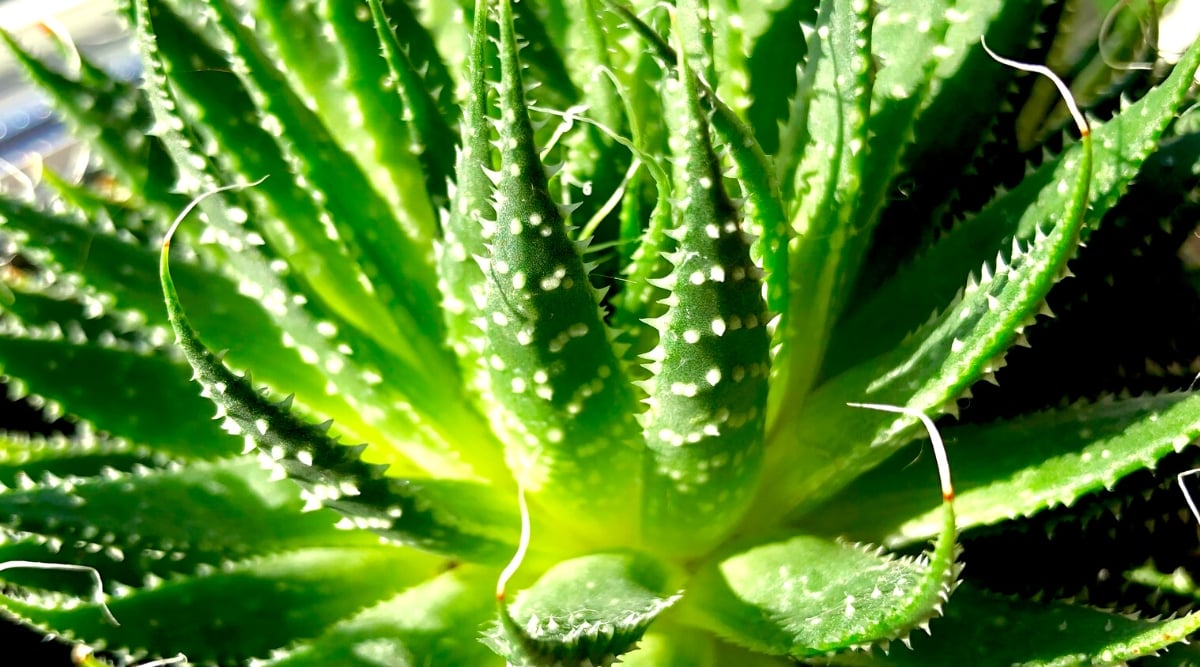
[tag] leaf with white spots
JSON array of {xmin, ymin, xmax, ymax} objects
[
  {"xmin": 0, "ymin": 198, "xmax": 363, "ymax": 445},
  {"xmin": 0, "ymin": 313, "xmax": 237, "ymax": 460},
  {"xmin": 596, "ymin": 2, "xmax": 790, "ymax": 379},
  {"xmin": 769, "ymin": 0, "xmax": 874, "ymax": 420},
  {"xmin": 1, "ymin": 546, "xmax": 440, "ymax": 665},
  {"xmin": 0, "ymin": 336, "xmax": 239, "ymax": 459},
  {"xmin": 133, "ymin": 0, "xmax": 506, "ymax": 483},
  {"xmin": 482, "ymin": 551, "xmax": 683, "ymax": 666},
  {"xmin": 142, "ymin": 0, "xmax": 427, "ymax": 364},
  {"xmin": 801, "ymin": 391, "xmax": 1200, "ymax": 548},
  {"xmin": 368, "ymin": 0, "xmax": 458, "ymax": 209},
  {"xmin": 751, "ymin": 40, "xmax": 1098, "ymax": 528},
  {"xmin": 636, "ymin": 20, "xmax": 770, "ymax": 557},
  {"xmin": 254, "ymin": 0, "xmax": 448, "ymax": 233},
  {"xmin": 685, "ymin": 505, "xmax": 957, "ymax": 658},
  {"xmin": 160, "ymin": 233, "xmax": 519, "ymax": 563},
  {"xmin": 263, "ymin": 568, "xmax": 498, "ymax": 667},
  {"xmin": 199, "ymin": 0, "xmax": 448, "ymax": 349},
  {"xmin": 0, "ymin": 430, "xmax": 163, "ymax": 489},
  {"xmin": 840, "ymin": 0, "xmax": 1044, "ymax": 310},
  {"xmin": 437, "ymin": 0, "xmax": 494, "ymax": 394},
  {"xmin": 825, "ymin": 585, "xmax": 1200, "ymax": 666},
  {"xmin": 496, "ymin": 0, "xmax": 579, "ymax": 110},
  {"xmin": 0, "ymin": 457, "xmax": 382, "ymax": 592},
  {"xmin": 828, "ymin": 35, "xmax": 1200, "ymax": 375},
  {"xmin": 160, "ymin": 2, "xmax": 446, "ymax": 381},
  {"xmin": 481, "ymin": 0, "xmax": 643, "ymax": 543}
]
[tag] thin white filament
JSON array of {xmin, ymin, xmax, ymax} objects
[
  {"xmin": 0, "ymin": 560, "xmax": 119, "ymax": 626},
  {"xmin": 578, "ymin": 158, "xmax": 642, "ymax": 241},
  {"xmin": 539, "ymin": 103, "xmax": 590, "ymax": 160},
  {"xmin": 74, "ymin": 648, "xmax": 189, "ymax": 667},
  {"xmin": 137, "ymin": 654, "xmax": 190, "ymax": 666},
  {"xmin": 1178, "ymin": 469, "xmax": 1200, "ymax": 526},
  {"xmin": 981, "ymin": 37, "xmax": 1090, "ymax": 137},
  {"xmin": 163, "ymin": 176, "xmax": 270, "ymax": 248},
  {"xmin": 847, "ymin": 403, "xmax": 955, "ymax": 501},
  {"xmin": 496, "ymin": 483, "xmax": 530, "ymax": 600}
]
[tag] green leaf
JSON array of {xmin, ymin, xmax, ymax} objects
[
  {"xmin": 745, "ymin": 0, "xmax": 817, "ymax": 153},
  {"xmin": 684, "ymin": 501, "xmax": 957, "ymax": 657},
  {"xmin": 263, "ymin": 567, "xmax": 497, "ymax": 667},
  {"xmin": 1, "ymin": 546, "xmax": 437, "ymax": 664},
  {"xmin": 160, "ymin": 230, "xmax": 518, "ymax": 563},
  {"xmin": 0, "ymin": 430, "xmax": 161, "ymax": 489},
  {"xmin": 770, "ymin": 0, "xmax": 874, "ymax": 419},
  {"xmin": 257, "ymin": 0, "xmax": 448, "ymax": 229},
  {"xmin": 480, "ymin": 0, "xmax": 643, "ymax": 542},
  {"xmin": 827, "ymin": 585, "xmax": 1200, "ymax": 666},
  {"xmin": 438, "ymin": 0, "xmax": 494, "ymax": 395},
  {"xmin": 754, "ymin": 54, "xmax": 1095, "ymax": 526},
  {"xmin": 201, "ymin": 0, "xmax": 446, "ymax": 344},
  {"xmin": 0, "ymin": 330, "xmax": 236, "ymax": 460},
  {"xmin": 133, "ymin": 0, "xmax": 506, "ymax": 482},
  {"xmin": 0, "ymin": 198, "xmax": 353, "ymax": 432},
  {"xmin": 0, "ymin": 457, "xmax": 379, "ymax": 592},
  {"xmin": 636, "ymin": 18, "xmax": 769, "ymax": 557},
  {"xmin": 483, "ymin": 551, "xmax": 683, "ymax": 666},
  {"xmin": 801, "ymin": 391, "xmax": 1200, "ymax": 547},
  {"xmin": 142, "ymin": 0, "xmax": 426, "ymax": 360},
  {"xmin": 368, "ymin": 0, "xmax": 457, "ymax": 208},
  {"xmin": 828, "ymin": 36, "xmax": 1200, "ymax": 374},
  {"xmin": 597, "ymin": 2, "xmax": 790, "ymax": 380}
]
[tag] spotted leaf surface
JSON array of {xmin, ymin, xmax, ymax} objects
[
  {"xmin": 829, "ymin": 32, "xmax": 1200, "ymax": 373},
  {"xmin": 483, "ymin": 551, "xmax": 683, "ymax": 666},
  {"xmin": 1, "ymin": 0, "xmax": 1200, "ymax": 664},
  {"xmin": 638, "ymin": 27, "xmax": 769, "ymax": 556},
  {"xmin": 828, "ymin": 585, "xmax": 1200, "ymax": 666},
  {"xmin": 161, "ymin": 237, "xmax": 518, "ymax": 563},
  {"xmin": 685, "ymin": 497, "xmax": 955, "ymax": 658},
  {"xmin": 479, "ymin": 0, "xmax": 643, "ymax": 542},
  {"xmin": 804, "ymin": 391, "xmax": 1200, "ymax": 547},
  {"xmin": 263, "ymin": 568, "xmax": 499, "ymax": 667}
]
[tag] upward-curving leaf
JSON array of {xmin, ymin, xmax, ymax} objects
[{"xmin": 159, "ymin": 204, "xmax": 518, "ymax": 564}]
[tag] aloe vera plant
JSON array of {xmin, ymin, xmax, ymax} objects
[{"xmin": 3, "ymin": 0, "xmax": 1200, "ymax": 664}]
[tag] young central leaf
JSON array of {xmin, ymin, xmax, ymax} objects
[
  {"xmin": 482, "ymin": 0, "xmax": 642, "ymax": 542},
  {"xmin": 637, "ymin": 17, "xmax": 770, "ymax": 556}
]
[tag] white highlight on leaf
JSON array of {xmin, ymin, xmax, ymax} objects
[
  {"xmin": 847, "ymin": 403, "xmax": 955, "ymax": 501},
  {"xmin": 0, "ymin": 560, "xmax": 120, "ymax": 626}
]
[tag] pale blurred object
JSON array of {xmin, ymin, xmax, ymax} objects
[
  {"xmin": 0, "ymin": 0, "xmax": 132, "ymax": 195},
  {"xmin": 1160, "ymin": 0, "xmax": 1200, "ymax": 73}
]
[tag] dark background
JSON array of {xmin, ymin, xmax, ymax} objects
[{"xmin": 1, "ymin": 388, "xmax": 81, "ymax": 665}]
